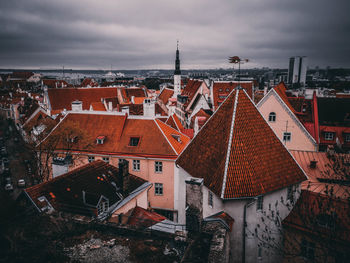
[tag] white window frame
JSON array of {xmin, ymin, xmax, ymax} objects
[
  {"xmin": 268, "ymin": 112, "xmax": 276, "ymax": 122},
  {"xmin": 88, "ymin": 156, "xmax": 95, "ymax": 163},
  {"xmin": 133, "ymin": 159, "xmax": 140, "ymax": 171},
  {"xmin": 155, "ymin": 161, "xmax": 163, "ymax": 173},
  {"xmin": 102, "ymin": 157, "xmax": 109, "ymax": 163},
  {"xmin": 208, "ymin": 191, "xmax": 213, "ymax": 208},
  {"xmin": 283, "ymin": 132, "xmax": 291, "ymax": 142},
  {"xmin": 324, "ymin": 132, "xmax": 334, "ymax": 141},
  {"xmin": 257, "ymin": 196, "xmax": 263, "ymax": 211},
  {"xmin": 155, "ymin": 183, "xmax": 163, "ymax": 195},
  {"xmin": 97, "ymin": 200, "xmax": 109, "ymax": 215},
  {"xmin": 345, "ymin": 133, "xmax": 350, "ymax": 142}
]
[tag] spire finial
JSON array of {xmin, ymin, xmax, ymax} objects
[{"xmin": 177, "ymin": 40, "xmax": 179, "ymax": 50}]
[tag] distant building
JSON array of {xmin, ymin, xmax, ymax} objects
[{"xmin": 288, "ymin": 56, "xmax": 307, "ymax": 85}]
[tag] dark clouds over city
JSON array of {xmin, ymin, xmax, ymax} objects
[{"xmin": 0, "ymin": 0, "xmax": 349, "ymax": 69}]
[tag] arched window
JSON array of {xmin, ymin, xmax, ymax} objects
[{"xmin": 268, "ymin": 112, "xmax": 276, "ymax": 122}]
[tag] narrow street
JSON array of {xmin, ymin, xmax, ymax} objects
[{"xmin": 1, "ymin": 117, "xmax": 35, "ymax": 200}]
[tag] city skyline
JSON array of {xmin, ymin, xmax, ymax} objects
[{"xmin": 1, "ymin": 0, "xmax": 349, "ymax": 70}]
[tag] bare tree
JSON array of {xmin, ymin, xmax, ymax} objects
[
  {"xmin": 30, "ymin": 119, "xmax": 92, "ymax": 183},
  {"xmin": 247, "ymin": 152, "xmax": 350, "ymax": 263}
]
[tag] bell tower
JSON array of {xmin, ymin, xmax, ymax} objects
[{"xmin": 173, "ymin": 41, "xmax": 181, "ymax": 98}]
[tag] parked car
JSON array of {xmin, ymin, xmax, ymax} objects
[
  {"xmin": 5, "ymin": 178, "xmax": 13, "ymax": 191},
  {"xmin": 5, "ymin": 183, "xmax": 13, "ymax": 191},
  {"xmin": 17, "ymin": 179, "xmax": 26, "ymax": 187},
  {"xmin": 2, "ymin": 157, "xmax": 9, "ymax": 169}
]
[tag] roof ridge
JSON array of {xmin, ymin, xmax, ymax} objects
[{"xmin": 221, "ymin": 89, "xmax": 240, "ymax": 198}]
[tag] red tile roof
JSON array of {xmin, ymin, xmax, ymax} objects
[
  {"xmin": 158, "ymin": 88, "xmax": 174, "ymax": 105},
  {"xmin": 81, "ymin": 78, "xmax": 98, "ymax": 87},
  {"xmin": 181, "ymin": 79, "xmax": 202, "ymax": 107},
  {"xmin": 212, "ymin": 81, "xmax": 253, "ymax": 109},
  {"xmin": 44, "ymin": 113, "xmax": 190, "ymax": 158},
  {"xmin": 273, "ymin": 82, "xmax": 296, "ymax": 114},
  {"xmin": 155, "ymin": 119, "xmax": 191, "ymax": 155},
  {"xmin": 43, "ymin": 79, "xmax": 69, "ymax": 89},
  {"xmin": 25, "ymin": 160, "xmax": 146, "ymax": 216},
  {"xmin": 283, "ymin": 190, "xmax": 350, "ymax": 243},
  {"xmin": 47, "ymin": 87, "xmax": 118, "ymax": 113},
  {"xmin": 120, "ymin": 206, "xmax": 166, "ymax": 228},
  {"xmin": 90, "ymin": 102, "xmax": 106, "ymax": 111},
  {"xmin": 177, "ymin": 89, "xmax": 306, "ymax": 199},
  {"xmin": 165, "ymin": 114, "xmax": 184, "ymax": 132}
]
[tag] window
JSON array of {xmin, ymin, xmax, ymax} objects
[
  {"xmin": 287, "ymin": 185, "xmax": 294, "ymax": 202},
  {"xmin": 301, "ymin": 239, "xmax": 315, "ymax": 260},
  {"xmin": 268, "ymin": 112, "xmax": 276, "ymax": 122},
  {"xmin": 257, "ymin": 196, "xmax": 263, "ymax": 211},
  {"xmin": 96, "ymin": 135, "xmax": 105, "ymax": 144},
  {"xmin": 258, "ymin": 247, "xmax": 262, "ymax": 259},
  {"xmin": 345, "ymin": 134, "xmax": 350, "ymax": 142},
  {"xmin": 155, "ymin": 183, "xmax": 163, "ymax": 195},
  {"xmin": 88, "ymin": 156, "xmax": 95, "ymax": 163},
  {"xmin": 155, "ymin": 161, "xmax": 162, "ymax": 173},
  {"xmin": 102, "ymin": 157, "xmax": 109, "ymax": 163},
  {"xmin": 316, "ymin": 213, "xmax": 336, "ymax": 229},
  {"xmin": 324, "ymin": 132, "xmax": 334, "ymax": 141},
  {"xmin": 208, "ymin": 191, "xmax": 213, "ymax": 207},
  {"xmin": 133, "ymin": 160, "xmax": 140, "ymax": 171},
  {"xmin": 283, "ymin": 132, "xmax": 291, "ymax": 142},
  {"xmin": 129, "ymin": 137, "xmax": 140, "ymax": 146},
  {"xmin": 97, "ymin": 200, "xmax": 109, "ymax": 215}
]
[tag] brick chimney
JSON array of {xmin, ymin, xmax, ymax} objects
[
  {"xmin": 185, "ymin": 177, "xmax": 204, "ymax": 232},
  {"xmin": 118, "ymin": 159, "xmax": 130, "ymax": 195}
]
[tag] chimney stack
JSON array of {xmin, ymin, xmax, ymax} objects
[
  {"xmin": 185, "ymin": 177, "xmax": 204, "ymax": 233},
  {"xmin": 143, "ymin": 99, "xmax": 155, "ymax": 118},
  {"xmin": 118, "ymin": 159, "xmax": 130, "ymax": 195}
]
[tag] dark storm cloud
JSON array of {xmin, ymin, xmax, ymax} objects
[{"xmin": 0, "ymin": 0, "xmax": 349, "ymax": 69}]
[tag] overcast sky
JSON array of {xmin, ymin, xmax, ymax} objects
[{"xmin": 1, "ymin": 0, "xmax": 349, "ymax": 70}]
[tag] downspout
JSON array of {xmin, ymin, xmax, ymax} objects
[{"xmin": 243, "ymin": 199, "xmax": 255, "ymax": 263}]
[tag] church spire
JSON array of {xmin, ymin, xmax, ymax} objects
[{"xmin": 174, "ymin": 40, "xmax": 181, "ymax": 75}]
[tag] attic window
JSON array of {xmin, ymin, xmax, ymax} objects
[
  {"xmin": 171, "ymin": 134, "xmax": 182, "ymax": 142},
  {"xmin": 96, "ymin": 135, "xmax": 106, "ymax": 144},
  {"xmin": 129, "ymin": 137, "xmax": 140, "ymax": 146}
]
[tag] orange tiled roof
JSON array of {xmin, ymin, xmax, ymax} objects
[
  {"xmin": 133, "ymin": 97, "xmax": 147, "ymax": 104},
  {"xmin": 90, "ymin": 102, "xmax": 106, "ymax": 111},
  {"xmin": 44, "ymin": 113, "xmax": 190, "ymax": 158},
  {"xmin": 213, "ymin": 81, "xmax": 253, "ymax": 108},
  {"xmin": 47, "ymin": 87, "xmax": 118, "ymax": 112},
  {"xmin": 155, "ymin": 119, "xmax": 190, "ymax": 155},
  {"xmin": 165, "ymin": 114, "xmax": 184, "ymax": 132},
  {"xmin": 158, "ymin": 88, "xmax": 174, "ymax": 105},
  {"xmin": 176, "ymin": 89, "xmax": 306, "ymax": 199},
  {"xmin": 181, "ymin": 79, "xmax": 202, "ymax": 107}
]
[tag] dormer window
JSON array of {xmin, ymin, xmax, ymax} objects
[
  {"xmin": 129, "ymin": 137, "xmax": 140, "ymax": 146},
  {"xmin": 96, "ymin": 135, "xmax": 106, "ymax": 144},
  {"xmin": 171, "ymin": 134, "xmax": 182, "ymax": 142},
  {"xmin": 324, "ymin": 132, "xmax": 334, "ymax": 141},
  {"xmin": 268, "ymin": 112, "xmax": 276, "ymax": 122}
]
